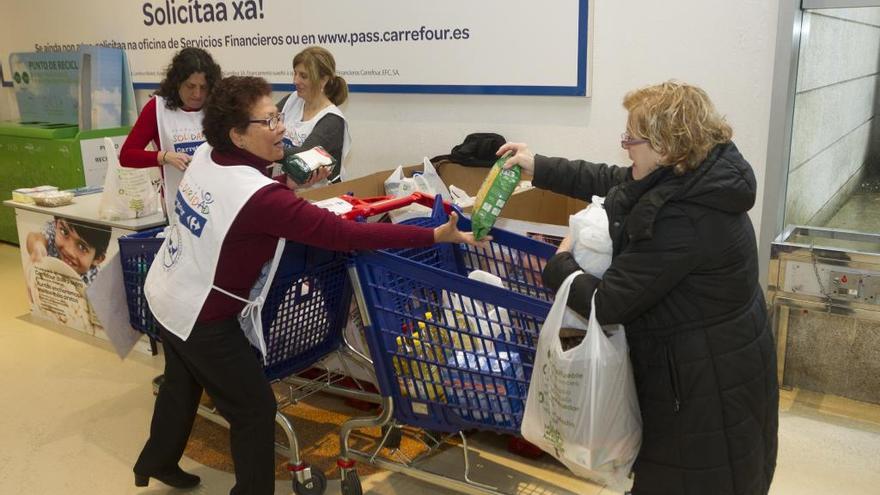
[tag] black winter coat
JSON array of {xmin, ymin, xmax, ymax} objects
[{"xmin": 538, "ymin": 142, "xmax": 778, "ymax": 495}]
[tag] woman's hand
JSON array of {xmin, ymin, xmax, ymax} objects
[
  {"xmin": 285, "ymin": 166, "xmax": 331, "ymax": 190},
  {"xmin": 496, "ymin": 142, "xmax": 535, "ymax": 175},
  {"xmin": 306, "ymin": 166, "xmax": 332, "ymax": 186},
  {"xmin": 434, "ymin": 211, "xmax": 492, "ymax": 248},
  {"xmin": 160, "ymin": 151, "xmax": 192, "ymax": 171},
  {"xmin": 556, "ymin": 234, "xmax": 573, "ymax": 254}
]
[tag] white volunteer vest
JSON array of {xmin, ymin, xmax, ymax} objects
[
  {"xmin": 154, "ymin": 95, "xmax": 206, "ymax": 215},
  {"xmin": 280, "ymin": 92, "xmax": 352, "ymax": 181},
  {"xmin": 145, "ymin": 143, "xmax": 283, "ymax": 357}
]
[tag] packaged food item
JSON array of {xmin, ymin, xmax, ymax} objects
[
  {"xmin": 471, "ymin": 154, "xmax": 521, "ymax": 240},
  {"xmin": 441, "ymin": 350, "xmax": 525, "ymax": 426},
  {"xmin": 393, "ymin": 317, "xmax": 448, "ymax": 403},
  {"xmin": 441, "ymin": 270, "xmax": 511, "ymax": 355},
  {"xmin": 412, "ymin": 312, "xmax": 453, "ymax": 362},
  {"xmin": 12, "ymin": 186, "xmax": 58, "ymax": 204},
  {"xmin": 280, "ymin": 146, "xmax": 336, "ymax": 184},
  {"xmin": 31, "ymin": 190, "xmax": 74, "ymax": 207}
]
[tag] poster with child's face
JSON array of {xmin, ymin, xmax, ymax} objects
[{"xmin": 16, "ymin": 210, "xmax": 118, "ymax": 335}]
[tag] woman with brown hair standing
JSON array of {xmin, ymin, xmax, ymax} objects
[{"xmin": 277, "ymin": 46, "xmax": 352, "ymax": 184}]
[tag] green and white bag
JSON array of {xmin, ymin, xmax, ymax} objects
[{"xmin": 521, "ymin": 272, "xmax": 641, "ymax": 490}]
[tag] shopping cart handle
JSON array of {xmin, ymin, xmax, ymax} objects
[{"xmin": 340, "ymin": 192, "xmax": 453, "ymax": 220}]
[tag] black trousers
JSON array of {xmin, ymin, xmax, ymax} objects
[{"xmin": 134, "ymin": 318, "xmax": 277, "ymax": 494}]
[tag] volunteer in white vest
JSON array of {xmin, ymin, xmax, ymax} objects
[
  {"xmin": 119, "ymin": 47, "xmax": 222, "ymax": 214},
  {"xmin": 277, "ymin": 46, "xmax": 351, "ymax": 185},
  {"xmin": 133, "ymin": 76, "xmax": 487, "ymax": 494}
]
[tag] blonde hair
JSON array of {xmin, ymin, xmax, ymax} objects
[
  {"xmin": 623, "ymin": 81, "xmax": 732, "ymax": 175},
  {"xmin": 292, "ymin": 46, "xmax": 348, "ymax": 105}
]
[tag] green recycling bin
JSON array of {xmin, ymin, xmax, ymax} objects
[{"xmin": 0, "ymin": 121, "xmax": 130, "ymax": 244}]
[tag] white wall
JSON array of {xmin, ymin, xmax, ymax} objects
[
  {"xmin": 307, "ymin": 0, "xmax": 779, "ymax": 232},
  {"xmin": 1, "ymin": 0, "xmax": 780, "ymax": 231}
]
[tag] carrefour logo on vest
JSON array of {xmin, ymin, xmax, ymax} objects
[
  {"xmin": 175, "ymin": 191, "xmax": 208, "ymax": 237},
  {"xmin": 174, "ymin": 141, "xmax": 203, "ymax": 156}
]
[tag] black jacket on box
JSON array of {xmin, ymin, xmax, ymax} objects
[{"xmin": 538, "ymin": 142, "xmax": 778, "ymax": 495}]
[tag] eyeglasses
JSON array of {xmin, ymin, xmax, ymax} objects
[
  {"xmin": 621, "ymin": 132, "xmax": 649, "ymax": 149},
  {"xmin": 249, "ymin": 113, "xmax": 284, "ymax": 131}
]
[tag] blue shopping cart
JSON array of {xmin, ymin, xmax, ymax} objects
[
  {"xmin": 338, "ymin": 196, "xmax": 557, "ymax": 495},
  {"xmin": 118, "ymin": 229, "xmax": 355, "ymax": 495}
]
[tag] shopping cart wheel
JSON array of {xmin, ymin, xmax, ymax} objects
[
  {"xmin": 340, "ymin": 470, "xmax": 362, "ymax": 495},
  {"xmin": 293, "ymin": 469, "xmax": 326, "ymax": 495},
  {"xmin": 381, "ymin": 425, "xmax": 402, "ymax": 449}
]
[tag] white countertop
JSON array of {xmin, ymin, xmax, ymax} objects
[{"xmin": 4, "ymin": 193, "xmax": 167, "ymax": 231}]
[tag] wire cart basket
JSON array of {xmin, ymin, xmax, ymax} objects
[{"xmin": 337, "ymin": 196, "xmax": 558, "ymax": 495}]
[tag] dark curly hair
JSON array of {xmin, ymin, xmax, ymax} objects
[
  {"xmin": 203, "ymin": 76, "xmax": 272, "ymax": 152},
  {"xmin": 155, "ymin": 48, "xmax": 222, "ymax": 110}
]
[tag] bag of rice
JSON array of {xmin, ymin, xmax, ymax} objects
[
  {"xmin": 281, "ymin": 146, "xmax": 337, "ymax": 184},
  {"xmin": 471, "ymin": 154, "xmax": 521, "ymax": 240}
]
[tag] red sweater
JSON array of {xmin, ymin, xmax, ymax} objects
[
  {"xmin": 119, "ymin": 97, "xmax": 202, "ymax": 168},
  {"xmin": 198, "ymin": 147, "xmax": 436, "ymax": 322}
]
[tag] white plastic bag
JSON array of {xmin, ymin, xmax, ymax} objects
[
  {"xmin": 521, "ymin": 272, "xmax": 641, "ymax": 490},
  {"xmin": 98, "ymin": 137, "xmax": 161, "ymax": 220},
  {"xmin": 384, "ymin": 157, "xmax": 452, "ymax": 223},
  {"xmin": 569, "ymin": 196, "xmax": 613, "ymax": 278}
]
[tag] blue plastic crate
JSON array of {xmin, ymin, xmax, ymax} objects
[
  {"xmin": 391, "ymin": 199, "xmax": 557, "ymax": 302},
  {"xmin": 118, "ymin": 229, "xmax": 352, "ymax": 380},
  {"xmin": 351, "ymin": 198, "xmax": 556, "ymax": 434},
  {"xmin": 118, "ymin": 227, "xmax": 165, "ymax": 340},
  {"xmin": 260, "ymin": 242, "xmax": 352, "ymax": 381}
]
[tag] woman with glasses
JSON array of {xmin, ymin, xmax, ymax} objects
[
  {"xmin": 499, "ymin": 81, "xmax": 778, "ymax": 495},
  {"xmin": 120, "ymin": 47, "xmax": 222, "ymax": 214},
  {"xmin": 276, "ymin": 46, "xmax": 351, "ymax": 186},
  {"xmin": 133, "ymin": 75, "xmax": 486, "ymax": 494}
]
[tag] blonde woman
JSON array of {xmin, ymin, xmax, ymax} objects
[
  {"xmin": 277, "ymin": 46, "xmax": 351, "ymax": 183},
  {"xmin": 500, "ymin": 81, "xmax": 778, "ymax": 495}
]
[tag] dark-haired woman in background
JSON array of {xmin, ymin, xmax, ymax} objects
[
  {"xmin": 277, "ymin": 46, "xmax": 351, "ymax": 184},
  {"xmin": 133, "ymin": 75, "xmax": 485, "ymax": 494},
  {"xmin": 119, "ymin": 47, "xmax": 222, "ymax": 213}
]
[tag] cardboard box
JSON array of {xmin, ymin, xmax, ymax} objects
[{"xmin": 298, "ymin": 161, "xmax": 586, "ymax": 226}]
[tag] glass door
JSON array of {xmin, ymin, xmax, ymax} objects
[{"xmin": 783, "ymin": 2, "xmax": 880, "ymax": 234}]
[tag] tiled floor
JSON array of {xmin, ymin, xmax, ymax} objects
[
  {"xmin": 823, "ymin": 175, "xmax": 880, "ymax": 233},
  {"xmin": 1, "ymin": 241, "xmax": 878, "ymax": 494}
]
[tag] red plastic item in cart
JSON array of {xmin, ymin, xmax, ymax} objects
[{"xmin": 338, "ymin": 192, "xmax": 453, "ymax": 221}]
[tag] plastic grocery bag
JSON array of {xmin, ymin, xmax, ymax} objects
[
  {"xmin": 98, "ymin": 137, "xmax": 161, "ymax": 220},
  {"xmin": 569, "ymin": 196, "xmax": 612, "ymax": 278},
  {"xmin": 384, "ymin": 157, "xmax": 452, "ymax": 223},
  {"xmin": 521, "ymin": 272, "xmax": 641, "ymax": 490}
]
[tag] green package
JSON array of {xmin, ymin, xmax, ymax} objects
[
  {"xmin": 471, "ymin": 155, "xmax": 521, "ymax": 240},
  {"xmin": 280, "ymin": 146, "xmax": 336, "ymax": 184}
]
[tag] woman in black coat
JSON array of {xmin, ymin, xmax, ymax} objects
[{"xmin": 500, "ymin": 81, "xmax": 778, "ymax": 495}]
